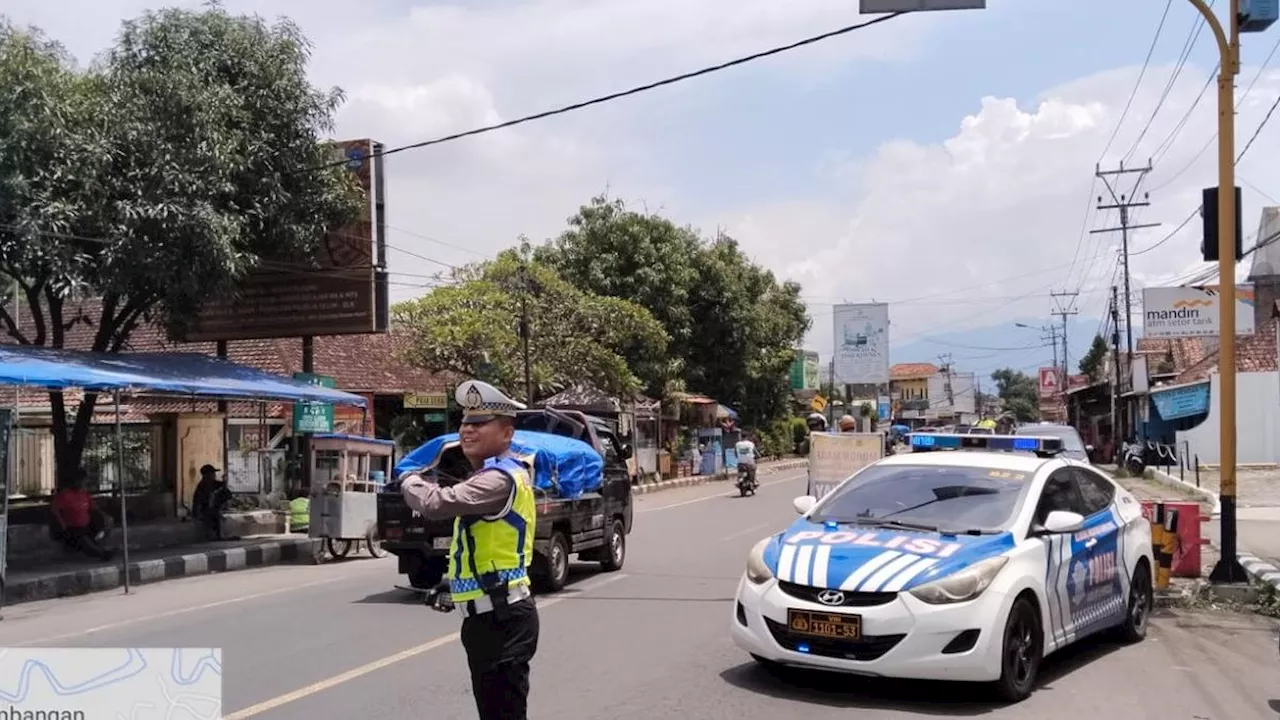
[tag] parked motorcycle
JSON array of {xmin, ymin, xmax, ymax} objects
[
  {"xmin": 737, "ymin": 465, "xmax": 757, "ymax": 497},
  {"xmin": 1124, "ymin": 442, "xmax": 1146, "ymax": 477}
]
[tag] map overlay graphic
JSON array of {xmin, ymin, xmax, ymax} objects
[{"xmin": 0, "ymin": 648, "xmax": 222, "ymax": 719}]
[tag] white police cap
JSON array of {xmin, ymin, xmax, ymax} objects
[{"xmin": 456, "ymin": 380, "xmax": 527, "ymax": 424}]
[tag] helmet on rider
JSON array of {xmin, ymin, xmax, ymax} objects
[{"xmin": 838, "ymin": 414, "xmax": 857, "ymax": 432}]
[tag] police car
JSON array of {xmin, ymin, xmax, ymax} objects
[{"xmin": 730, "ymin": 432, "xmax": 1154, "ymax": 703}]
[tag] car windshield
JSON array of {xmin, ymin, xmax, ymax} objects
[
  {"xmin": 811, "ymin": 464, "xmax": 1032, "ymax": 533},
  {"xmin": 1016, "ymin": 425, "xmax": 1086, "ymax": 453}
]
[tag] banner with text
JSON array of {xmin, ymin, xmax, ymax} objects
[
  {"xmin": 1142, "ymin": 285, "xmax": 1256, "ymax": 338},
  {"xmin": 808, "ymin": 432, "xmax": 884, "ymax": 500},
  {"xmin": 833, "ymin": 303, "xmax": 890, "ymax": 385}
]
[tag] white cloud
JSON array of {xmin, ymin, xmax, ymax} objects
[
  {"xmin": 719, "ymin": 62, "xmax": 1280, "ymax": 360},
  {"xmin": 7, "ymin": 1, "xmax": 1280, "ymax": 372}
]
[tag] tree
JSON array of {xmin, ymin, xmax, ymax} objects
[
  {"xmin": 0, "ymin": 9, "xmax": 361, "ymax": 485},
  {"xmin": 394, "ymin": 247, "xmax": 668, "ymax": 401},
  {"xmin": 534, "ymin": 195, "xmax": 810, "ymax": 425},
  {"xmin": 990, "ymin": 368, "xmax": 1039, "ymax": 422},
  {"xmin": 1078, "ymin": 334, "xmax": 1109, "ymax": 382}
]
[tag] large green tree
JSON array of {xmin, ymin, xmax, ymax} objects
[
  {"xmin": 990, "ymin": 368, "xmax": 1040, "ymax": 422},
  {"xmin": 0, "ymin": 9, "xmax": 360, "ymax": 485},
  {"xmin": 534, "ymin": 196, "xmax": 810, "ymax": 425},
  {"xmin": 394, "ymin": 247, "xmax": 669, "ymax": 401}
]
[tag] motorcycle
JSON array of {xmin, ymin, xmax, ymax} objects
[
  {"xmin": 737, "ymin": 465, "xmax": 758, "ymax": 497},
  {"xmin": 1124, "ymin": 442, "xmax": 1146, "ymax": 477}
]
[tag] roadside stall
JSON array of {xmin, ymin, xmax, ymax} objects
[
  {"xmin": 306, "ymin": 433, "xmax": 395, "ymax": 558},
  {"xmin": 0, "ymin": 346, "xmax": 369, "ymax": 611}
]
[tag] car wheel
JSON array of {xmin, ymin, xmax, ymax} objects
[
  {"xmin": 992, "ymin": 595, "xmax": 1042, "ymax": 703},
  {"xmin": 532, "ymin": 531, "xmax": 570, "ymax": 593},
  {"xmin": 1117, "ymin": 560, "xmax": 1153, "ymax": 643},
  {"xmin": 599, "ymin": 519, "xmax": 626, "ymax": 572}
]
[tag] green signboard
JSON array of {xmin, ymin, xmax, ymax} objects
[
  {"xmin": 292, "ymin": 373, "xmax": 336, "ymax": 434},
  {"xmin": 789, "ymin": 355, "xmax": 806, "ymax": 390},
  {"xmin": 790, "ymin": 351, "xmax": 821, "ymax": 390}
]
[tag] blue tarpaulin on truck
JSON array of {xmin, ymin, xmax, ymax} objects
[{"xmin": 394, "ymin": 430, "xmax": 605, "ymax": 499}]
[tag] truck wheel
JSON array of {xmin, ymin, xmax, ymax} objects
[
  {"xmin": 599, "ymin": 519, "xmax": 626, "ymax": 572},
  {"xmin": 533, "ymin": 531, "xmax": 570, "ymax": 593}
]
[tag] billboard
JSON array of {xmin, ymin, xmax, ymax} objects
[
  {"xmin": 1141, "ymin": 285, "xmax": 1256, "ymax": 338},
  {"xmin": 1038, "ymin": 367, "xmax": 1061, "ymax": 399},
  {"xmin": 833, "ymin": 303, "xmax": 889, "ymax": 385},
  {"xmin": 807, "ymin": 432, "xmax": 884, "ymax": 500},
  {"xmin": 184, "ymin": 139, "xmax": 390, "ymax": 342}
]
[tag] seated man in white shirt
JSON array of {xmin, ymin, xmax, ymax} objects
[{"xmin": 734, "ymin": 436, "xmax": 757, "ymax": 486}]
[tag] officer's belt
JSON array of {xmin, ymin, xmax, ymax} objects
[{"xmin": 459, "ymin": 583, "xmax": 532, "ymax": 618}]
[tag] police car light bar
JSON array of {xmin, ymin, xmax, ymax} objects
[{"xmin": 909, "ymin": 433, "xmax": 1064, "ymax": 455}]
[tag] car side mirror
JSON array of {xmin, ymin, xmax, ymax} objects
[
  {"xmin": 1037, "ymin": 510, "xmax": 1085, "ymax": 535},
  {"xmin": 793, "ymin": 495, "xmax": 817, "ymax": 515}
]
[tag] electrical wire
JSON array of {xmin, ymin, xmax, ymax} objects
[
  {"xmin": 314, "ymin": 12, "xmax": 906, "ymax": 169},
  {"xmin": 1123, "ymin": 0, "xmax": 1209, "ymax": 162},
  {"xmin": 1099, "ymin": 0, "xmax": 1173, "ymax": 162}
]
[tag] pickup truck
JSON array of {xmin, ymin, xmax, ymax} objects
[{"xmin": 377, "ymin": 408, "xmax": 634, "ymax": 593}]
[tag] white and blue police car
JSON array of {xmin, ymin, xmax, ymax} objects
[{"xmin": 731, "ymin": 432, "xmax": 1154, "ymax": 703}]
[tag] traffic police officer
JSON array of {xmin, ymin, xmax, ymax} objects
[{"xmin": 399, "ymin": 380, "xmax": 539, "ymax": 720}]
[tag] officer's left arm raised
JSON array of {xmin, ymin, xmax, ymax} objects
[{"xmin": 400, "ymin": 470, "xmax": 513, "ymax": 520}]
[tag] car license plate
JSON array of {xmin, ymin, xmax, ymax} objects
[
  {"xmin": 432, "ymin": 537, "xmax": 452, "ymax": 550},
  {"xmin": 787, "ymin": 609, "xmax": 861, "ymax": 640}
]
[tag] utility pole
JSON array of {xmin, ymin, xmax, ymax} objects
[
  {"xmin": 938, "ymin": 353, "xmax": 955, "ymax": 417},
  {"xmin": 1050, "ymin": 291, "xmax": 1080, "ymax": 385},
  {"xmin": 1091, "ymin": 162, "xmax": 1160, "ymax": 361},
  {"xmin": 1109, "ymin": 286, "xmax": 1123, "ymax": 453},
  {"xmin": 1041, "ymin": 325, "xmax": 1060, "ymax": 372}
]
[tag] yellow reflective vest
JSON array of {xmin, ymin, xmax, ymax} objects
[{"xmin": 447, "ymin": 455, "xmax": 537, "ymax": 603}]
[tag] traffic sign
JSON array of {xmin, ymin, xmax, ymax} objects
[{"xmin": 861, "ymin": 0, "xmax": 984, "ymax": 11}]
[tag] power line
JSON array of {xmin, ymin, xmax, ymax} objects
[
  {"xmin": 1123, "ymin": 0, "xmax": 1201, "ymax": 162},
  {"xmin": 316, "ymin": 12, "xmax": 906, "ymax": 169},
  {"xmin": 1099, "ymin": 0, "xmax": 1173, "ymax": 161}
]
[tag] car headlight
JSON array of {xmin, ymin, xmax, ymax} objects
[
  {"xmin": 907, "ymin": 556, "xmax": 1009, "ymax": 605},
  {"xmin": 746, "ymin": 537, "xmax": 775, "ymax": 584}
]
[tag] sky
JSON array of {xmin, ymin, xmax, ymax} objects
[{"xmin": 7, "ymin": 0, "xmax": 1280, "ymax": 382}]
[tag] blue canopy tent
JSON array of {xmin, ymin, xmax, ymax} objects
[{"xmin": 0, "ymin": 346, "xmax": 369, "ymax": 601}]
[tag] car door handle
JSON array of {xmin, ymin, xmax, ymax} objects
[{"xmin": 1084, "ymin": 538, "xmax": 1098, "ymax": 549}]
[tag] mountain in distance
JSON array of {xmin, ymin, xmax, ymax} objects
[{"xmin": 889, "ymin": 315, "xmax": 1106, "ymax": 385}]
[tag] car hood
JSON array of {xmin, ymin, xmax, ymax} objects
[{"xmin": 761, "ymin": 518, "xmax": 1015, "ymax": 593}]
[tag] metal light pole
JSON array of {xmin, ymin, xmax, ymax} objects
[{"xmin": 1191, "ymin": 0, "xmax": 1253, "ymax": 584}]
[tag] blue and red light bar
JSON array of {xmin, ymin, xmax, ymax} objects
[{"xmin": 909, "ymin": 433, "xmax": 1063, "ymax": 454}]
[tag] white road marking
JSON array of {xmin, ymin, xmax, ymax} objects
[
  {"xmin": 10, "ymin": 571, "xmax": 362, "ymax": 647},
  {"xmin": 636, "ymin": 472, "xmax": 805, "ymax": 513},
  {"xmin": 718, "ymin": 521, "xmax": 776, "ymax": 542},
  {"xmin": 222, "ymin": 573, "xmax": 631, "ymax": 719}
]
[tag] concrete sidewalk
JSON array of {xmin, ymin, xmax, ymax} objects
[
  {"xmin": 631, "ymin": 457, "xmax": 807, "ymax": 495},
  {"xmin": 2, "ymin": 535, "xmax": 325, "ymax": 606}
]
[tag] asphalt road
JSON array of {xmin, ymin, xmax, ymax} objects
[{"xmin": 3, "ymin": 467, "xmax": 1280, "ymax": 719}]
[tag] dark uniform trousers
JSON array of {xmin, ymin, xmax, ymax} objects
[{"xmin": 460, "ymin": 597, "xmax": 540, "ymax": 719}]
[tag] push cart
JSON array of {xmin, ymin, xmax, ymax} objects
[{"xmin": 307, "ymin": 434, "xmax": 396, "ymax": 559}]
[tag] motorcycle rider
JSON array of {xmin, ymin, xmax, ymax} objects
[
  {"xmin": 735, "ymin": 433, "xmax": 758, "ymax": 489},
  {"xmin": 838, "ymin": 414, "xmax": 857, "ymax": 433}
]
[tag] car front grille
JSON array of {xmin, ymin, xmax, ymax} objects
[
  {"xmin": 776, "ymin": 581, "xmax": 897, "ymax": 607},
  {"xmin": 764, "ymin": 617, "xmax": 905, "ymax": 661}
]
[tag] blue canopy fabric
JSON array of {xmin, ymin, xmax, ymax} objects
[
  {"xmin": 395, "ymin": 429, "xmax": 605, "ymax": 499},
  {"xmin": 0, "ymin": 346, "xmax": 368, "ymax": 407}
]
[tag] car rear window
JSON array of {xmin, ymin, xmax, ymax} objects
[{"xmin": 812, "ymin": 464, "xmax": 1033, "ymax": 532}]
